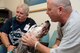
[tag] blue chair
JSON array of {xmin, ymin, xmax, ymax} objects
[
  {"xmin": 40, "ymin": 33, "xmax": 49, "ymax": 47},
  {"xmin": 40, "ymin": 30, "xmax": 58, "ymax": 48},
  {"xmin": 48, "ymin": 30, "xmax": 58, "ymax": 48}
]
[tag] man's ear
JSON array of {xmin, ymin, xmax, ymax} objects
[{"xmin": 58, "ymin": 6, "xmax": 64, "ymax": 15}]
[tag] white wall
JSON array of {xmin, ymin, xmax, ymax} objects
[
  {"xmin": 4, "ymin": 0, "xmax": 24, "ymax": 16},
  {"xmin": 0, "ymin": 0, "xmax": 5, "ymax": 7},
  {"xmin": 70, "ymin": 0, "xmax": 80, "ymax": 13}
]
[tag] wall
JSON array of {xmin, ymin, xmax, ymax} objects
[
  {"xmin": 70, "ymin": 0, "xmax": 80, "ymax": 13},
  {"xmin": 0, "ymin": 0, "xmax": 5, "ymax": 8},
  {"xmin": 4, "ymin": 0, "xmax": 24, "ymax": 16}
]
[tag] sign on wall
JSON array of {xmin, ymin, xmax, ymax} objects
[{"xmin": 24, "ymin": 0, "xmax": 46, "ymax": 6}]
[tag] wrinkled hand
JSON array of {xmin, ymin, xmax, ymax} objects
[
  {"xmin": 21, "ymin": 33, "xmax": 38, "ymax": 47},
  {"xmin": 7, "ymin": 45, "xmax": 16, "ymax": 52}
]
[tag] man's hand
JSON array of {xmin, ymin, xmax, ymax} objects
[
  {"xmin": 21, "ymin": 33, "xmax": 38, "ymax": 47},
  {"xmin": 7, "ymin": 45, "xmax": 16, "ymax": 52},
  {"xmin": 52, "ymin": 44, "xmax": 58, "ymax": 48}
]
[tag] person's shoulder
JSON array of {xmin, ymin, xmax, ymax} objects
[
  {"xmin": 26, "ymin": 17, "xmax": 36, "ymax": 24},
  {"xmin": 26, "ymin": 17, "xmax": 35, "ymax": 22},
  {"xmin": 27, "ymin": 17, "xmax": 34, "ymax": 20}
]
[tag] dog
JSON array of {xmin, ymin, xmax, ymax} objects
[{"xmin": 13, "ymin": 20, "xmax": 50, "ymax": 53}]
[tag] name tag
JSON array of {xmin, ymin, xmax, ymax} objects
[{"xmin": 24, "ymin": 24, "xmax": 30, "ymax": 31}]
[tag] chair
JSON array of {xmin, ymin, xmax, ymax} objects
[
  {"xmin": 48, "ymin": 30, "xmax": 58, "ymax": 48},
  {"xmin": 40, "ymin": 33, "xmax": 49, "ymax": 47}
]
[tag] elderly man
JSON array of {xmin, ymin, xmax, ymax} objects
[
  {"xmin": 0, "ymin": 4, "xmax": 36, "ymax": 52},
  {"xmin": 21, "ymin": 0, "xmax": 80, "ymax": 53}
]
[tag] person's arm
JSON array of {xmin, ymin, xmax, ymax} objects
[
  {"xmin": 1, "ymin": 32, "xmax": 15, "ymax": 52},
  {"xmin": 52, "ymin": 39, "xmax": 61, "ymax": 48},
  {"xmin": 35, "ymin": 41, "xmax": 50, "ymax": 53}
]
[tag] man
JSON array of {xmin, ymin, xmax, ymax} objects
[
  {"xmin": 0, "ymin": 4, "xmax": 36, "ymax": 52},
  {"xmin": 21, "ymin": 0, "xmax": 80, "ymax": 53}
]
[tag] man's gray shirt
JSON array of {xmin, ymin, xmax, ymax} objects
[{"xmin": 51, "ymin": 10, "xmax": 80, "ymax": 53}]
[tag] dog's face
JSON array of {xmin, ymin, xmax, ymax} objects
[{"xmin": 27, "ymin": 20, "xmax": 50, "ymax": 38}]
